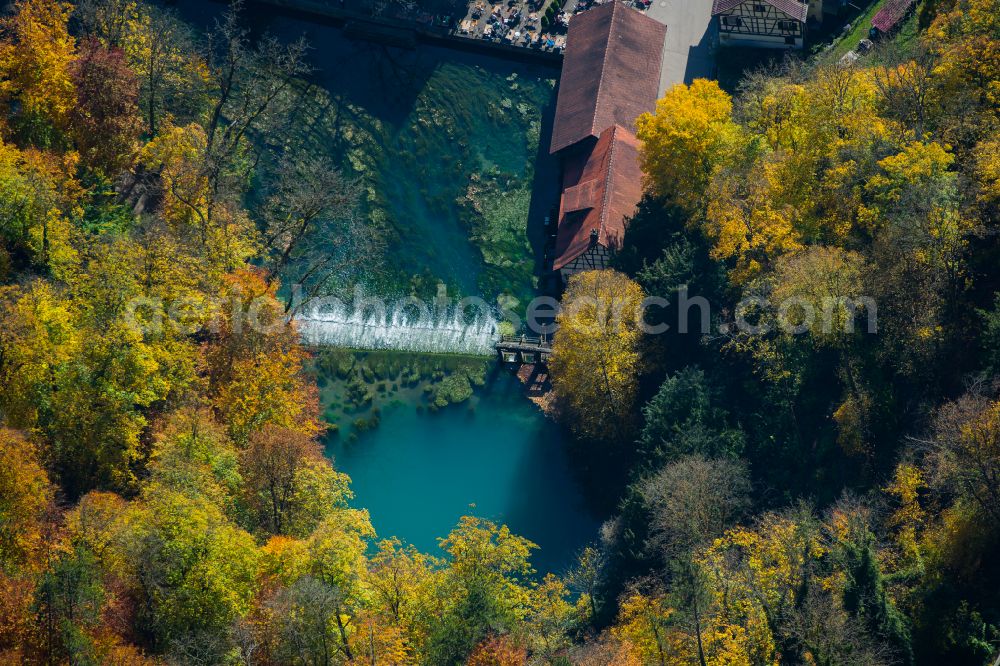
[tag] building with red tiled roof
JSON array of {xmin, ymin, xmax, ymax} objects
[
  {"xmin": 712, "ymin": 0, "xmax": 813, "ymax": 49},
  {"xmin": 554, "ymin": 125, "xmax": 644, "ymax": 276},
  {"xmin": 871, "ymin": 0, "xmax": 915, "ymax": 35},
  {"xmin": 549, "ymin": 1, "xmax": 666, "ymax": 155},
  {"xmin": 548, "ymin": 1, "xmax": 664, "ymax": 279}
]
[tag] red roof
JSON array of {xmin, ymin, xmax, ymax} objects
[
  {"xmin": 549, "ymin": 1, "xmax": 666, "ymax": 154},
  {"xmin": 711, "ymin": 0, "xmax": 808, "ymax": 22},
  {"xmin": 554, "ymin": 125, "xmax": 644, "ymax": 269},
  {"xmin": 871, "ymin": 0, "xmax": 914, "ymax": 32}
]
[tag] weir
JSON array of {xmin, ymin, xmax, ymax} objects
[{"xmin": 296, "ymin": 303, "xmax": 500, "ymax": 356}]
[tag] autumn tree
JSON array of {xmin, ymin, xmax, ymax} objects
[
  {"xmin": 69, "ymin": 38, "xmax": 142, "ymax": 175},
  {"xmin": 636, "ymin": 79, "xmax": 743, "ymax": 211},
  {"xmin": 565, "ymin": 545, "xmax": 607, "ymax": 624},
  {"xmin": 139, "ymin": 121, "xmax": 259, "ymax": 273},
  {"xmin": 44, "ymin": 246, "xmax": 187, "ymax": 496},
  {"xmin": 240, "ymin": 425, "xmax": 352, "ymax": 537},
  {"xmin": 550, "ymin": 270, "xmax": 645, "ymax": 441},
  {"xmin": 146, "ymin": 409, "xmax": 241, "ymax": 515},
  {"xmin": 299, "ymin": 509, "xmax": 376, "ymax": 662},
  {"xmin": 767, "ymin": 246, "xmax": 869, "ymax": 347},
  {"xmin": 206, "ymin": 271, "xmax": 320, "ymax": 445},
  {"xmin": 698, "ymin": 510, "xmax": 825, "ymax": 663},
  {"xmin": 0, "ymin": 142, "xmax": 80, "ymax": 274},
  {"xmin": 641, "ymin": 456, "xmax": 751, "ymax": 561},
  {"xmin": 825, "ymin": 498, "xmax": 913, "ymax": 664},
  {"xmin": 120, "ymin": 489, "xmax": 261, "ymax": 658},
  {"xmin": 610, "ymin": 583, "xmax": 684, "ymax": 666},
  {"xmin": 640, "ymin": 455, "xmax": 751, "ymax": 666},
  {"xmin": 73, "ymin": 0, "xmax": 139, "ymax": 48},
  {"xmin": 467, "ymin": 634, "xmax": 528, "ymax": 665},
  {"xmin": 924, "ymin": 390, "xmax": 1000, "ymax": 522},
  {"xmin": 267, "ymin": 574, "xmax": 354, "ymax": 665},
  {"xmin": 365, "ymin": 537, "xmax": 440, "ymax": 658},
  {"xmin": 112, "ymin": 3, "xmax": 206, "ymax": 135},
  {"xmin": 32, "ymin": 545, "xmax": 106, "ymax": 665},
  {"xmin": 430, "ymin": 516, "xmax": 537, "ymax": 663},
  {"xmin": 0, "ymin": 429, "xmax": 53, "ymax": 572},
  {"xmin": 0, "ymin": 0, "xmax": 76, "ymax": 145},
  {"xmin": 0, "ymin": 427, "xmax": 57, "ymax": 663},
  {"xmin": 782, "ymin": 585, "xmax": 895, "ymax": 666}
]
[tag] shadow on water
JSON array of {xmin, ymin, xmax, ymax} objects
[
  {"xmin": 279, "ymin": 17, "xmax": 558, "ymax": 295},
  {"xmin": 175, "ymin": 0, "xmax": 559, "ymax": 300}
]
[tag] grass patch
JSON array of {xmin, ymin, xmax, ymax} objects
[{"xmin": 814, "ymin": 0, "xmax": 885, "ymax": 66}]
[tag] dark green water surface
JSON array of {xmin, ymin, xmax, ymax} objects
[{"xmin": 271, "ymin": 12, "xmax": 561, "ymax": 301}]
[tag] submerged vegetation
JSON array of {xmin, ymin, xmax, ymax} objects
[
  {"xmin": 314, "ymin": 349, "xmax": 489, "ymax": 439},
  {"xmin": 279, "ymin": 48, "xmax": 553, "ymax": 303}
]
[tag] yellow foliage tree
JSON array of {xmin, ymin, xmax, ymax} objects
[
  {"xmin": 0, "ymin": 0, "xmax": 76, "ymax": 142},
  {"xmin": 883, "ymin": 463, "xmax": 927, "ymax": 569},
  {"xmin": 703, "ymin": 154, "xmax": 804, "ymax": 282},
  {"xmin": 0, "ymin": 429, "xmax": 53, "ymax": 572},
  {"xmin": 636, "ymin": 79, "xmax": 743, "ymax": 211},
  {"xmin": 550, "ymin": 270, "xmax": 645, "ymax": 441},
  {"xmin": 768, "ymin": 246, "xmax": 868, "ymax": 347},
  {"xmin": 698, "ymin": 514, "xmax": 826, "ymax": 664},
  {"xmin": 928, "ymin": 0, "xmax": 1000, "ymax": 109},
  {"xmin": 973, "ymin": 138, "xmax": 1000, "ymax": 205},
  {"xmin": 611, "ymin": 591, "xmax": 687, "ymax": 665},
  {"xmin": 140, "ymin": 122, "xmax": 258, "ymax": 273},
  {"xmin": 207, "ymin": 270, "xmax": 320, "ymax": 445},
  {"xmin": 864, "ymin": 141, "xmax": 974, "ymax": 278},
  {"xmin": 365, "ymin": 537, "xmax": 442, "ymax": 657},
  {"xmin": 0, "ymin": 139, "xmax": 81, "ymax": 276}
]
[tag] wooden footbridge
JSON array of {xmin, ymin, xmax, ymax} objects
[{"xmin": 495, "ymin": 334, "xmax": 553, "ymax": 365}]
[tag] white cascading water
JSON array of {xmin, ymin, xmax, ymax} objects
[{"xmin": 296, "ymin": 298, "xmax": 499, "ymax": 356}]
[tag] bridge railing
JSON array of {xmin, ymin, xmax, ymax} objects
[
  {"xmin": 495, "ymin": 334, "xmax": 553, "ymax": 364},
  {"xmin": 497, "ymin": 334, "xmax": 551, "ymax": 347}
]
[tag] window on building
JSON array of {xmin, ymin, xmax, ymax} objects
[
  {"xmin": 723, "ymin": 15, "xmax": 743, "ymax": 26},
  {"xmin": 785, "ymin": 35, "xmax": 796, "ymax": 44},
  {"xmin": 778, "ymin": 20, "xmax": 799, "ymax": 31},
  {"xmin": 753, "ymin": 3, "xmax": 766, "ymax": 12}
]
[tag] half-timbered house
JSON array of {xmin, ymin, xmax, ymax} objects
[{"xmin": 712, "ymin": 0, "xmax": 809, "ymax": 49}]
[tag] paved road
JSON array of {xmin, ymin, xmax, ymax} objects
[{"xmin": 645, "ymin": 0, "xmax": 716, "ymax": 94}]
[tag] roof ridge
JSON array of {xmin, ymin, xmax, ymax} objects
[
  {"xmin": 589, "ymin": 1, "xmax": 619, "ymax": 139},
  {"xmin": 713, "ymin": 0, "xmax": 807, "ymax": 22}
]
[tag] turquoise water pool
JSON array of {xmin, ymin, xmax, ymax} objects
[{"xmin": 325, "ymin": 369, "xmax": 598, "ymax": 573}]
